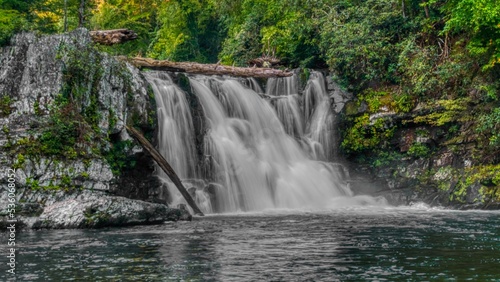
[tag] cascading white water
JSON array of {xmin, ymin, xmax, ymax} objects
[
  {"xmin": 303, "ymin": 72, "xmax": 337, "ymax": 161},
  {"xmin": 144, "ymin": 72, "xmax": 197, "ymax": 179},
  {"xmin": 266, "ymin": 71, "xmax": 336, "ymax": 160},
  {"xmin": 143, "ymin": 72, "xmax": 204, "ymax": 208},
  {"xmin": 147, "ymin": 71, "xmax": 383, "ymax": 214},
  {"xmin": 190, "ymin": 75, "xmax": 351, "ymax": 212},
  {"xmin": 246, "ymin": 77, "xmax": 264, "ymax": 94},
  {"xmin": 266, "ymin": 75, "xmax": 304, "ymax": 137}
]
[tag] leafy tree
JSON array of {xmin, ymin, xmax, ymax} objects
[
  {"xmin": 0, "ymin": 8, "xmax": 27, "ymax": 45},
  {"xmin": 217, "ymin": 0, "xmax": 264, "ymax": 65},
  {"xmin": 442, "ymin": 0, "xmax": 500, "ymax": 69},
  {"xmin": 1, "ymin": 0, "xmax": 95, "ymax": 42},
  {"xmin": 0, "ymin": 0, "xmax": 40, "ymax": 45},
  {"xmin": 91, "ymin": 0, "xmax": 159, "ymax": 55},
  {"xmin": 148, "ymin": 0, "xmax": 222, "ymax": 62},
  {"xmin": 217, "ymin": 0, "xmax": 324, "ymax": 67},
  {"xmin": 318, "ymin": 0, "xmax": 414, "ymax": 90}
]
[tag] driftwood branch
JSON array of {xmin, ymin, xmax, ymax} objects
[
  {"xmin": 125, "ymin": 125, "xmax": 204, "ymax": 216},
  {"xmin": 90, "ymin": 29, "xmax": 138, "ymax": 45},
  {"xmin": 123, "ymin": 57, "xmax": 293, "ymax": 78}
]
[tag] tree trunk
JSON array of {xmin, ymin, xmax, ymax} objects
[
  {"xmin": 78, "ymin": 0, "xmax": 85, "ymax": 27},
  {"xmin": 90, "ymin": 29, "xmax": 138, "ymax": 45},
  {"xmin": 422, "ymin": 0, "xmax": 430, "ymax": 18},
  {"xmin": 123, "ymin": 57, "xmax": 293, "ymax": 78},
  {"xmin": 401, "ymin": 0, "xmax": 406, "ymax": 18},
  {"xmin": 63, "ymin": 0, "xmax": 68, "ymax": 32},
  {"xmin": 125, "ymin": 125, "xmax": 205, "ymax": 216}
]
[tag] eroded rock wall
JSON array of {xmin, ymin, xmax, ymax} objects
[
  {"xmin": 341, "ymin": 94, "xmax": 500, "ymax": 209},
  {"xmin": 0, "ymin": 29, "xmax": 189, "ymax": 228}
]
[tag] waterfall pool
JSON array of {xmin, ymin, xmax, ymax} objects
[{"xmin": 9, "ymin": 205, "xmax": 500, "ymax": 281}]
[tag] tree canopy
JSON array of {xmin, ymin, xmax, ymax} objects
[{"xmin": 1, "ymin": 0, "xmax": 498, "ymax": 72}]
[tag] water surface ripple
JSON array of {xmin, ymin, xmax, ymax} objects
[{"xmin": 7, "ymin": 207, "xmax": 500, "ymax": 281}]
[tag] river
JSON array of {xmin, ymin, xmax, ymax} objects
[{"xmin": 9, "ymin": 205, "xmax": 500, "ymax": 281}]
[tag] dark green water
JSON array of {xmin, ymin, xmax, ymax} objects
[{"xmin": 4, "ymin": 206, "xmax": 500, "ymax": 281}]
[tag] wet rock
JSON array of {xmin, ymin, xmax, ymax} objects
[
  {"xmin": 465, "ymin": 182, "xmax": 483, "ymax": 205},
  {"xmin": 17, "ymin": 202, "xmax": 44, "ymax": 216},
  {"xmin": 0, "ymin": 30, "xmax": 190, "ymax": 228},
  {"xmin": 30, "ymin": 193, "xmax": 191, "ymax": 229},
  {"xmin": 326, "ymin": 75, "xmax": 353, "ymax": 113}
]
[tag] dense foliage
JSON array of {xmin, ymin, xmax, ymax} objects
[{"xmin": 1, "ymin": 1, "xmax": 497, "ymax": 68}]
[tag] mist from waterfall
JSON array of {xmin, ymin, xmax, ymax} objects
[{"xmin": 147, "ymin": 71, "xmax": 383, "ymax": 213}]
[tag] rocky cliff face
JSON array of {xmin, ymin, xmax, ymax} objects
[
  {"xmin": 341, "ymin": 92, "xmax": 500, "ymax": 209},
  {"xmin": 0, "ymin": 29, "xmax": 190, "ymax": 229}
]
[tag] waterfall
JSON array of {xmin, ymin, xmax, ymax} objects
[
  {"xmin": 266, "ymin": 71, "xmax": 336, "ymax": 160},
  {"xmin": 144, "ymin": 72, "xmax": 197, "ymax": 178},
  {"xmin": 144, "ymin": 72, "xmax": 202, "ymax": 208},
  {"xmin": 147, "ymin": 71, "xmax": 357, "ymax": 213},
  {"xmin": 303, "ymin": 72, "xmax": 337, "ymax": 161},
  {"xmin": 266, "ymin": 75, "xmax": 303, "ymax": 137}
]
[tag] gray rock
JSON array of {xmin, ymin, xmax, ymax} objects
[
  {"xmin": 31, "ymin": 194, "xmax": 191, "ymax": 229},
  {"xmin": 326, "ymin": 75, "xmax": 353, "ymax": 113},
  {"xmin": 0, "ymin": 30, "xmax": 190, "ymax": 228},
  {"xmin": 0, "ymin": 192, "xmax": 191, "ymax": 230}
]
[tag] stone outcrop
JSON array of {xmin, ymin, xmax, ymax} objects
[
  {"xmin": 33, "ymin": 193, "xmax": 191, "ymax": 229},
  {"xmin": 342, "ymin": 97, "xmax": 500, "ymax": 209},
  {"xmin": 0, "ymin": 29, "xmax": 190, "ymax": 228}
]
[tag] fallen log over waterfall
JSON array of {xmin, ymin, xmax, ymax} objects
[
  {"xmin": 125, "ymin": 125, "xmax": 205, "ymax": 216},
  {"xmin": 123, "ymin": 57, "xmax": 293, "ymax": 78},
  {"xmin": 90, "ymin": 29, "xmax": 138, "ymax": 45}
]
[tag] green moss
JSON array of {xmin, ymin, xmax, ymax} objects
[
  {"xmin": 477, "ymin": 107, "xmax": 500, "ymax": 146},
  {"xmin": 360, "ymin": 90, "xmax": 389, "ymax": 112},
  {"xmin": 108, "ymin": 109, "xmax": 117, "ymax": 132},
  {"xmin": 25, "ymin": 170, "xmax": 82, "ymax": 191},
  {"xmin": 415, "ymin": 128, "xmax": 430, "ymax": 138},
  {"xmin": 449, "ymin": 181, "xmax": 468, "ymax": 203},
  {"xmin": 26, "ymin": 177, "xmax": 40, "ymax": 191},
  {"xmin": 429, "ymin": 165, "xmax": 500, "ymax": 204},
  {"xmin": 60, "ymin": 174, "xmax": 72, "ymax": 188},
  {"xmin": 391, "ymin": 93, "xmax": 414, "ymax": 113},
  {"xmin": 84, "ymin": 207, "xmax": 111, "ymax": 228},
  {"xmin": 356, "ymin": 88, "xmax": 415, "ymax": 114},
  {"xmin": 45, "ymin": 180, "xmax": 61, "ymax": 191},
  {"xmin": 13, "ymin": 153, "xmax": 25, "ymax": 169},
  {"xmin": 0, "ymin": 95, "xmax": 13, "ymax": 117},
  {"xmin": 371, "ymin": 151, "xmax": 404, "ymax": 168},
  {"xmin": 33, "ymin": 99, "xmax": 43, "ymax": 116},
  {"xmin": 104, "ymin": 140, "xmax": 137, "ymax": 175},
  {"xmin": 464, "ymin": 165, "xmax": 500, "ymax": 202},
  {"xmin": 407, "ymin": 143, "xmax": 431, "ymax": 158},
  {"xmin": 341, "ymin": 114, "xmax": 395, "ymax": 153},
  {"xmin": 2, "ymin": 125, "xmax": 10, "ymax": 135},
  {"xmin": 344, "ymin": 101, "xmax": 360, "ymax": 116},
  {"xmin": 412, "ymin": 98, "xmax": 471, "ymax": 126},
  {"xmin": 437, "ymin": 180, "xmax": 450, "ymax": 192}
]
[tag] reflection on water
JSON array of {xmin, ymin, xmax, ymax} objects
[{"xmin": 5, "ymin": 207, "xmax": 500, "ymax": 281}]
